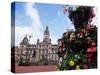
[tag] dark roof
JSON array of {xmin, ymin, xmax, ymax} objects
[{"xmin": 20, "ymin": 36, "xmax": 29, "ymax": 45}]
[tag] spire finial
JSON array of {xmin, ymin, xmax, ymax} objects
[{"xmin": 46, "ymin": 26, "xmax": 48, "ymax": 31}]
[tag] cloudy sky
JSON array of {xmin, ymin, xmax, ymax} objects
[{"xmin": 11, "ymin": 2, "xmax": 97, "ymax": 46}]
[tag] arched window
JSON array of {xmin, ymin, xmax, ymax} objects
[{"xmin": 41, "ymin": 50, "xmax": 42, "ymax": 54}]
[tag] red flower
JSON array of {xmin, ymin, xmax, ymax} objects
[{"xmin": 85, "ymin": 53, "xmax": 92, "ymax": 58}]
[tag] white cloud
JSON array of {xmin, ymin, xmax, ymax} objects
[
  {"xmin": 50, "ymin": 35, "xmax": 58, "ymax": 44},
  {"xmin": 25, "ymin": 3, "xmax": 41, "ymax": 32},
  {"xmin": 15, "ymin": 3, "xmax": 43, "ymax": 46}
]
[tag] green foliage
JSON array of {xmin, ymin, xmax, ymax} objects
[{"xmin": 18, "ymin": 57, "xmax": 30, "ymax": 66}]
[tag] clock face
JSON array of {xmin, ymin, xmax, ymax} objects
[{"xmin": 44, "ymin": 35, "xmax": 49, "ymax": 38}]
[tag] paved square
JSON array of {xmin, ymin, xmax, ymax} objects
[{"xmin": 15, "ymin": 65, "xmax": 57, "ymax": 73}]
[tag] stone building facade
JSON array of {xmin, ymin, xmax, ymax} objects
[{"xmin": 15, "ymin": 26, "xmax": 59, "ymax": 65}]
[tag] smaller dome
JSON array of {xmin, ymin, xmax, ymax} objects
[{"xmin": 20, "ymin": 35, "xmax": 29, "ymax": 45}]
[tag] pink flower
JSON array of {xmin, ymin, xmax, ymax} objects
[
  {"xmin": 91, "ymin": 42, "xmax": 96, "ymax": 46},
  {"xmin": 88, "ymin": 58, "xmax": 92, "ymax": 62},
  {"xmin": 83, "ymin": 64, "xmax": 88, "ymax": 69},
  {"xmin": 87, "ymin": 47, "xmax": 96, "ymax": 53}
]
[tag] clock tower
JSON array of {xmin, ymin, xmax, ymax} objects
[{"xmin": 43, "ymin": 26, "xmax": 51, "ymax": 43}]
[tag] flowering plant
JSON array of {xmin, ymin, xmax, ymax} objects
[{"xmin": 57, "ymin": 6, "xmax": 97, "ymax": 70}]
